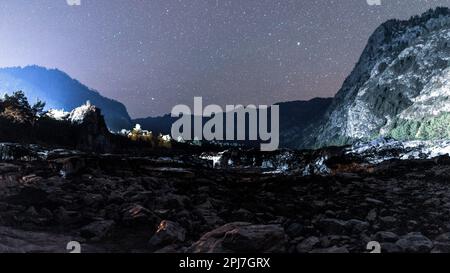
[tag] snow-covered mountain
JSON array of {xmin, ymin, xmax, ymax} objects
[{"xmin": 288, "ymin": 7, "xmax": 450, "ymax": 149}]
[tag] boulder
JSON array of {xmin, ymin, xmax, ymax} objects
[
  {"xmin": 317, "ymin": 218, "xmax": 347, "ymax": 234},
  {"xmin": 187, "ymin": 222, "xmax": 287, "ymax": 253},
  {"xmin": 432, "ymin": 233, "xmax": 450, "ymax": 253},
  {"xmin": 80, "ymin": 220, "xmax": 115, "ymax": 240},
  {"xmin": 0, "ymin": 163, "xmax": 20, "ymax": 173},
  {"xmin": 149, "ymin": 220, "xmax": 186, "ymax": 248},
  {"xmin": 285, "ymin": 222, "xmax": 304, "ymax": 238},
  {"xmin": 122, "ymin": 204, "xmax": 160, "ymax": 227},
  {"xmin": 380, "ymin": 242, "xmax": 402, "ymax": 253},
  {"xmin": 374, "ymin": 231, "xmax": 399, "ymax": 243},
  {"xmin": 346, "ymin": 219, "xmax": 369, "ymax": 233},
  {"xmin": 296, "ymin": 236, "xmax": 320, "ymax": 253},
  {"xmin": 396, "ymin": 232, "xmax": 433, "ymax": 253}
]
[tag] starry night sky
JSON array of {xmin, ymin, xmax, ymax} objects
[{"xmin": 0, "ymin": 0, "xmax": 449, "ymax": 117}]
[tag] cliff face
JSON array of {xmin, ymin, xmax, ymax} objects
[
  {"xmin": 0, "ymin": 101, "xmax": 115, "ymax": 153},
  {"xmin": 68, "ymin": 103, "xmax": 114, "ymax": 152},
  {"xmin": 299, "ymin": 8, "xmax": 450, "ymax": 149}
]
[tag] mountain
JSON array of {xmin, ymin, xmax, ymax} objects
[
  {"xmin": 0, "ymin": 66, "xmax": 132, "ymax": 131},
  {"xmin": 277, "ymin": 98, "xmax": 333, "ymax": 148},
  {"xmin": 296, "ymin": 7, "xmax": 450, "ymax": 149},
  {"xmin": 0, "ymin": 65, "xmax": 333, "ymax": 145},
  {"xmin": 133, "ymin": 98, "xmax": 333, "ymax": 146},
  {"xmin": 138, "ymin": 8, "xmax": 450, "ymax": 150},
  {"xmin": 133, "ymin": 114, "xmax": 176, "ymax": 135}
]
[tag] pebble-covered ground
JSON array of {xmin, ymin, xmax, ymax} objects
[{"xmin": 1, "ymin": 149, "xmax": 450, "ymax": 253}]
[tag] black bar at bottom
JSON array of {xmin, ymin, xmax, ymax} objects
[{"xmin": 0, "ymin": 253, "xmax": 443, "ymax": 272}]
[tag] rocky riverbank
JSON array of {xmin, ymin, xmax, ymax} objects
[{"xmin": 1, "ymin": 143, "xmax": 450, "ymax": 253}]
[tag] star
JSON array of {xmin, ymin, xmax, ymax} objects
[{"xmin": 1, "ymin": 0, "xmax": 448, "ymax": 117}]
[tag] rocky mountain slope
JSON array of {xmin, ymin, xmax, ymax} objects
[
  {"xmin": 286, "ymin": 7, "xmax": 450, "ymax": 149},
  {"xmin": 0, "ymin": 66, "xmax": 132, "ymax": 131}
]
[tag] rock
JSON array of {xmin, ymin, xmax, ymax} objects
[
  {"xmin": 0, "ymin": 226, "xmax": 101, "ymax": 253},
  {"xmin": 107, "ymin": 192, "xmax": 125, "ymax": 204},
  {"xmin": 149, "ymin": 220, "xmax": 186, "ymax": 248},
  {"xmin": 396, "ymin": 232, "xmax": 433, "ymax": 253},
  {"xmin": 80, "ymin": 220, "xmax": 115, "ymax": 240},
  {"xmin": 40, "ymin": 208, "xmax": 53, "ymax": 219},
  {"xmin": 380, "ymin": 216, "xmax": 397, "ymax": 225},
  {"xmin": 407, "ymin": 220, "xmax": 418, "ymax": 230},
  {"xmin": 25, "ymin": 206, "xmax": 39, "ymax": 218},
  {"xmin": 346, "ymin": 219, "xmax": 369, "ymax": 233},
  {"xmin": 68, "ymin": 103, "xmax": 114, "ymax": 152},
  {"xmin": 83, "ymin": 194, "xmax": 104, "ymax": 207},
  {"xmin": 380, "ymin": 242, "xmax": 402, "ymax": 253},
  {"xmin": 55, "ymin": 207, "xmax": 70, "ymax": 224},
  {"xmin": 365, "ymin": 198, "xmax": 384, "ymax": 205},
  {"xmin": 366, "ymin": 209, "xmax": 377, "ymax": 222},
  {"xmin": 0, "ymin": 163, "xmax": 20, "ymax": 173},
  {"xmin": 122, "ymin": 204, "xmax": 159, "ymax": 226},
  {"xmin": 296, "ymin": 236, "xmax": 320, "ymax": 253},
  {"xmin": 0, "ymin": 144, "xmax": 39, "ymax": 161},
  {"xmin": 434, "ymin": 233, "xmax": 450, "ymax": 242},
  {"xmin": 318, "ymin": 218, "xmax": 347, "ymax": 234},
  {"xmin": 285, "ymin": 222, "xmax": 304, "ymax": 238},
  {"xmin": 157, "ymin": 194, "xmax": 190, "ymax": 209},
  {"xmin": 222, "ymin": 224, "xmax": 287, "ymax": 252},
  {"xmin": 431, "ymin": 233, "xmax": 450, "ymax": 253},
  {"xmin": 187, "ymin": 222, "xmax": 287, "ymax": 253},
  {"xmin": 431, "ymin": 242, "xmax": 450, "ymax": 253},
  {"xmin": 310, "ymin": 246, "xmax": 349, "ymax": 253},
  {"xmin": 313, "ymin": 200, "xmax": 326, "ymax": 208},
  {"xmin": 324, "ymin": 210, "xmax": 336, "ymax": 217},
  {"xmin": 3, "ymin": 126, "xmax": 450, "ymax": 254},
  {"xmin": 197, "ymin": 208, "xmax": 224, "ymax": 227},
  {"xmin": 231, "ymin": 209, "xmax": 254, "ymax": 221},
  {"xmin": 319, "ymin": 235, "xmax": 351, "ymax": 248},
  {"xmin": 153, "ymin": 244, "xmax": 182, "ymax": 253},
  {"xmin": 53, "ymin": 156, "xmax": 86, "ymax": 178},
  {"xmin": 187, "ymin": 222, "xmax": 249, "ymax": 253},
  {"xmin": 374, "ymin": 231, "xmax": 399, "ymax": 243},
  {"xmin": 6, "ymin": 187, "xmax": 49, "ymax": 207},
  {"xmin": 21, "ymin": 174, "xmax": 42, "ymax": 185}
]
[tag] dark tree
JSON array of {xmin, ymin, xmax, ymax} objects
[
  {"xmin": 1, "ymin": 91, "xmax": 46, "ymax": 123},
  {"xmin": 31, "ymin": 100, "xmax": 46, "ymax": 117}
]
